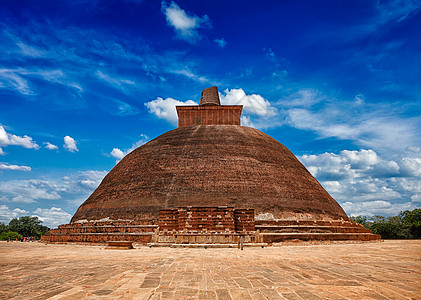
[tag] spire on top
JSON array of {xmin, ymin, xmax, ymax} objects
[{"xmin": 199, "ymin": 86, "xmax": 220, "ymax": 106}]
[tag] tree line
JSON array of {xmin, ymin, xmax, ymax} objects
[
  {"xmin": 351, "ymin": 208, "xmax": 421, "ymax": 239},
  {"xmin": 0, "ymin": 216, "xmax": 50, "ymax": 240}
]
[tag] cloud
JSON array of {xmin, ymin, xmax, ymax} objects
[
  {"xmin": 0, "ymin": 204, "xmax": 72, "ymax": 228},
  {"xmin": 145, "ymin": 89, "xmax": 278, "ymax": 129},
  {"xmin": 0, "ymin": 163, "xmax": 31, "ymax": 172},
  {"xmin": 161, "ymin": 1, "xmax": 211, "ymax": 43},
  {"xmin": 342, "ymin": 201, "xmax": 416, "ymax": 217},
  {"xmin": 299, "ymin": 149, "xmax": 421, "ymax": 216},
  {"xmin": 110, "ymin": 134, "xmax": 150, "ymax": 161},
  {"xmin": 63, "ymin": 136, "xmax": 78, "ymax": 152},
  {"xmin": 110, "ymin": 148, "xmax": 125, "ymax": 160},
  {"xmin": 0, "ymin": 179, "xmax": 62, "ymax": 203},
  {"xmin": 96, "ymin": 70, "xmax": 136, "ymax": 93},
  {"xmin": 0, "ymin": 68, "xmax": 82, "ymax": 96},
  {"xmin": 0, "ymin": 170, "xmax": 107, "ymax": 204},
  {"xmin": 376, "ymin": 0, "xmax": 421, "ymax": 24},
  {"xmin": 74, "ymin": 170, "xmax": 107, "ymax": 190},
  {"xmin": 169, "ymin": 68, "xmax": 209, "ymax": 83},
  {"xmin": 0, "ymin": 205, "xmax": 29, "ymax": 224},
  {"xmin": 0, "ymin": 68, "xmax": 33, "ymax": 95},
  {"xmin": 0, "ymin": 125, "xmax": 39, "ymax": 154},
  {"xmin": 16, "ymin": 41, "xmax": 46, "ymax": 57},
  {"xmin": 145, "ymin": 97, "xmax": 197, "ymax": 125},
  {"xmin": 280, "ymin": 89, "xmax": 421, "ymax": 153},
  {"xmin": 407, "ymin": 146, "xmax": 421, "ymax": 153},
  {"xmin": 44, "ymin": 142, "xmax": 58, "ymax": 150},
  {"xmin": 33, "ymin": 207, "xmax": 72, "ymax": 228},
  {"xmin": 214, "ymin": 38, "xmax": 227, "ymax": 48},
  {"xmin": 220, "ymin": 88, "xmax": 276, "ymax": 117}
]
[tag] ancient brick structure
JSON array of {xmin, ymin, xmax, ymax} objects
[
  {"xmin": 158, "ymin": 206, "xmax": 254, "ymax": 233},
  {"xmin": 42, "ymin": 86, "xmax": 380, "ymax": 244}
]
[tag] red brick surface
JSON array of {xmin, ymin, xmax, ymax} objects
[
  {"xmin": 176, "ymin": 106, "xmax": 242, "ymax": 127},
  {"xmin": 71, "ymin": 125, "xmax": 349, "ymax": 223},
  {"xmin": 158, "ymin": 207, "xmax": 255, "ymax": 233}
]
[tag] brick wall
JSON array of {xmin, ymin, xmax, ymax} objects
[
  {"xmin": 176, "ymin": 106, "xmax": 242, "ymax": 127},
  {"xmin": 158, "ymin": 207, "xmax": 255, "ymax": 233}
]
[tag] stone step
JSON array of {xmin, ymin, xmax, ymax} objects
[
  {"xmin": 41, "ymin": 232, "xmax": 154, "ymax": 243},
  {"xmin": 51, "ymin": 225, "xmax": 158, "ymax": 234},
  {"xmin": 256, "ymin": 225, "xmax": 371, "ymax": 233},
  {"xmin": 261, "ymin": 232, "xmax": 381, "ymax": 243},
  {"xmin": 255, "ymin": 220, "xmax": 362, "ymax": 227}
]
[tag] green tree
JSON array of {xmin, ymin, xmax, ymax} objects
[
  {"xmin": 350, "ymin": 209, "xmax": 421, "ymax": 239},
  {"xmin": 401, "ymin": 209, "xmax": 421, "ymax": 238},
  {"xmin": 351, "ymin": 215, "xmax": 370, "ymax": 228},
  {"xmin": 0, "ymin": 222, "xmax": 9, "ymax": 233},
  {"xmin": 8, "ymin": 216, "xmax": 50, "ymax": 239}
]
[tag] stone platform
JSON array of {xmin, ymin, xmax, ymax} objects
[
  {"xmin": 41, "ymin": 207, "xmax": 380, "ymax": 244},
  {"xmin": 1, "ymin": 240, "xmax": 420, "ymax": 299}
]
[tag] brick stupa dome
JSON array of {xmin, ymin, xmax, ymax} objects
[
  {"xmin": 71, "ymin": 87, "xmax": 348, "ymax": 223},
  {"xmin": 44, "ymin": 87, "xmax": 380, "ymax": 244}
]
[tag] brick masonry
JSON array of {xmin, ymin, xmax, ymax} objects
[
  {"xmin": 41, "ymin": 207, "xmax": 380, "ymax": 244},
  {"xmin": 176, "ymin": 105, "xmax": 243, "ymax": 127},
  {"xmin": 158, "ymin": 206, "xmax": 254, "ymax": 233}
]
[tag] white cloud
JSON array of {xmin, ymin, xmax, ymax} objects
[
  {"xmin": 299, "ymin": 149, "xmax": 421, "ymax": 216},
  {"xmin": 377, "ymin": 0, "xmax": 421, "ymax": 24},
  {"xmin": 342, "ymin": 201, "xmax": 416, "ymax": 217},
  {"xmin": 406, "ymin": 145, "xmax": 421, "ymax": 153},
  {"xmin": 283, "ymin": 89, "xmax": 324, "ymax": 107},
  {"xmin": 44, "ymin": 142, "xmax": 58, "ymax": 150},
  {"xmin": 220, "ymin": 88, "xmax": 276, "ymax": 117},
  {"xmin": 0, "ymin": 68, "xmax": 33, "ymax": 95},
  {"xmin": 400, "ymin": 158, "xmax": 421, "ymax": 177},
  {"xmin": 96, "ymin": 70, "xmax": 136, "ymax": 93},
  {"xmin": 110, "ymin": 148, "xmax": 125, "ymax": 160},
  {"xmin": 281, "ymin": 90, "xmax": 421, "ymax": 153},
  {"xmin": 214, "ymin": 38, "xmax": 227, "ymax": 48},
  {"xmin": 0, "ymin": 163, "xmax": 31, "ymax": 172},
  {"xmin": 411, "ymin": 194, "xmax": 421, "ymax": 203},
  {"xmin": 0, "ymin": 179, "xmax": 61, "ymax": 203},
  {"xmin": 170, "ymin": 68, "xmax": 209, "ymax": 83},
  {"xmin": 0, "ymin": 204, "xmax": 72, "ymax": 228},
  {"xmin": 145, "ymin": 97, "xmax": 197, "ymax": 125},
  {"xmin": 161, "ymin": 1, "xmax": 210, "ymax": 43},
  {"xmin": 0, "ymin": 205, "xmax": 29, "ymax": 224},
  {"xmin": 63, "ymin": 136, "xmax": 78, "ymax": 152},
  {"xmin": 33, "ymin": 207, "xmax": 72, "ymax": 228},
  {"xmin": 16, "ymin": 41, "xmax": 46, "ymax": 57},
  {"xmin": 0, "ymin": 125, "xmax": 39, "ymax": 154},
  {"xmin": 72, "ymin": 170, "xmax": 107, "ymax": 190},
  {"xmin": 0, "ymin": 170, "xmax": 106, "ymax": 204},
  {"xmin": 0, "ymin": 68, "xmax": 82, "ymax": 96},
  {"xmin": 110, "ymin": 134, "xmax": 149, "ymax": 161}
]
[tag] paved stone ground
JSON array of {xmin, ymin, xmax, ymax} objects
[{"xmin": 0, "ymin": 240, "xmax": 420, "ymax": 299}]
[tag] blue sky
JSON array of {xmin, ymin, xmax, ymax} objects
[{"xmin": 0, "ymin": 0, "xmax": 420, "ymax": 227}]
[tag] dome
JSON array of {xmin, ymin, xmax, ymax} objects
[{"xmin": 71, "ymin": 125, "xmax": 348, "ymax": 222}]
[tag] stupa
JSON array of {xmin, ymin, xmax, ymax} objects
[{"xmin": 42, "ymin": 87, "xmax": 380, "ymax": 244}]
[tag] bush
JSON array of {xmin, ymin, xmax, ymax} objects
[{"xmin": 0, "ymin": 231, "xmax": 22, "ymax": 241}]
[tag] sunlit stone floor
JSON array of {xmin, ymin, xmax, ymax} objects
[{"xmin": 0, "ymin": 240, "xmax": 420, "ymax": 299}]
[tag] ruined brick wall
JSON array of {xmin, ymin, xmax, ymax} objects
[
  {"xmin": 176, "ymin": 106, "xmax": 242, "ymax": 127},
  {"xmin": 234, "ymin": 209, "xmax": 255, "ymax": 232},
  {"xmin": 158, "ymin": 207, "xmax": 255, "ymax": 233}
]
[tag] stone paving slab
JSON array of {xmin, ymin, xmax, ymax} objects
[{"xmin": 0, "ymin": 240, "xmax": 420, "ymax": 299}]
